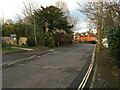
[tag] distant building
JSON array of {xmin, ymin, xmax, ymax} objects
[
  {"xmin": 73, "ymin": 33, "xmax": 80, "ymax": 43},
  {"xmin": 73, "ymin": 30, "xmax": 97, "ymax": 44}
]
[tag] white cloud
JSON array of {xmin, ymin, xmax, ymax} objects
[{"xmin": 79, "ymin": 22, "xmax": 88, "ymax": 29}]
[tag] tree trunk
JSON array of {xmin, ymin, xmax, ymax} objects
[
  {"xmin": 97, "ymin": 27, "xmax": 102, "ymax": 52},
  {"xmin": 33, "ymin": 17, "xmax": 37, "ymax": 46}
]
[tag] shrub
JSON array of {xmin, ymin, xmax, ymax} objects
[
  {"xmin": 54, "ymin": 32, "xmax": 73, "ymax": 46},
  {"xmin": 107, "ymin": 28, "xmax": 120, "ymax": 67},
  {"xmin": 26, "ymin": 37, "xmax": 36, "ymax": 47},
  {"xmin": 46, "ymin": 37, "xmax": 55, "ymax": 48},
  {"xmin": 45, "ymin": 32, "xmax": 55, "ymax": 48}
]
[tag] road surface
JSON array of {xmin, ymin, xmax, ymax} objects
[{"xmin": 2, "ymin": 44, "xmax": 95, "ymax": 88}]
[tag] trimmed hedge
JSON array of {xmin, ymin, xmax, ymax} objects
[{"xmin": 107, "ymin": 28, "xmax": 120, "ymax": 67}]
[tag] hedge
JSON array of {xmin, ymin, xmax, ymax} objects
[{"xmin": 107, "ymin": 28, "xmax": 120, "ymax": 68}]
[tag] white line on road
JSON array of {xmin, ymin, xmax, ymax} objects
[
  {"xmin": 77, "ymin": 45, "xmax": 96, "ymax": 90},
  {"xmin": 2, "ymin": 50, "xmax": 56, "ymax": 67},
  {"xmin": 2, "ymin": 55, "xmax": 37, "ymax": 66}
]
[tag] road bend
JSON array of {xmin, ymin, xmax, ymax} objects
[{"xmin": 2, "ymin": 44, "xmax": 95, "ymax": 88}]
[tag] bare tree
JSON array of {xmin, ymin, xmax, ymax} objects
[
  {"xmin": 103, "ymin": 1, "xmax": 120, "ymax": 28},
  {"xmin": 22, "ymin": 0, "xmax": 39, "ymax": 18},
  {"xmin": 78, "ymin": 1, "xmax": 104, "ymax": 52},
  {"xmin": 22, "ymin": 0, "xmax": 39, "ymax": 45},
  {"xmin": 55, "ymin": 0, "xmax": 70, "ymax": 16},
  {"xmin": 69, "ymin": 13, "xmax": 79, "ymax": 31},
  {"xmin": 55, "ymin": 0, "xmax": 78, "ymax": 31},
  {"xmin": 77, "ymin": 0, "xmax": 120, "ymax": 52}
]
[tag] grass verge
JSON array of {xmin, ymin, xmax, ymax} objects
[{"xmin": 2, "ymin": 44, "xmax": 26, "ymax": 53}]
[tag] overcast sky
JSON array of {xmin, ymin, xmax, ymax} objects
[{"xmin": 0, "ymin": 0, "xmax": 89, "ymax": 33}]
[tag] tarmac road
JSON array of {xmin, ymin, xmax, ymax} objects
[
  {"xmin": 2, "ymin": 47, "xmax": 49, "ymax": 63},
  {"xmin": 2, "ymin": 44, "xmax": 95, "ymax": 88}
]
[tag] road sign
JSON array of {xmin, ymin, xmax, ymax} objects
[{"xmin": 10, "ymin": 34, "xmax": 16, "ymax": 40}]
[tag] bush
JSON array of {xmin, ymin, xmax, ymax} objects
[
  {"xmin": 107, "ymin": 28, "xmax": 120, "ymax": 67},
  {"xmin": 26, "ymin": 37, "xmax": 36, "ymax": 47},
  {"xmin": 45, "ymin": 32, "xmax": 55, "ymax": 48},
  {"xmin": 46, "ymin": 37, "xmax": 55, "ymax": 48},
  {"xmin": 54, "ymin": 32, "xmax": 73, "ymax": 46}
]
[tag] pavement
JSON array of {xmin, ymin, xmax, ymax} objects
[
  {"xmin": 12, "ymin": 46, "xmax": 33, "ymax": 51},
  {"xmin": 93, "ymin": 47, "xmax": 119, "ymax": 89},
  {"xmin": 2, "ymin": 44, "xmax": 95, "ymax": 88}
]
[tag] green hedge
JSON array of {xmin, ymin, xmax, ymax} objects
[
  {"xmin": 107, "ymin": 28, "xmax": 120, "ymax": 67},
  {"xmin": 45, "ymin": 32, "xmax": 55, "ymax": 48}
]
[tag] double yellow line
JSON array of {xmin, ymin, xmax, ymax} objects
[{"xmin": 78, "ymin": 45, "xmax": 96, "ymax": 90}]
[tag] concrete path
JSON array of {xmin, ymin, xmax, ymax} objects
[{"xmin": 12, "ymin": 47, "xmax": 33, "ymax": 51}]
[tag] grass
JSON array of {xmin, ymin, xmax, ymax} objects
[
  {"xmin": 2, "ymin": 44, "xmax": 24, "ymax": 53},
  {"xmin": 2, "ymin": 44, "xmax": 49, "ymax": 53}
]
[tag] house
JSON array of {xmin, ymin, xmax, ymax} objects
[{"xmin": 73, "ymin": 31, "xmax": 97, "ymax": 44}]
